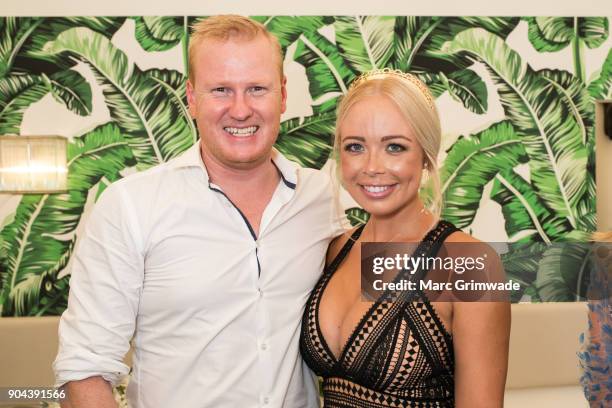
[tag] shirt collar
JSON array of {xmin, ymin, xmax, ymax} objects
[
  {"xmin": 270, "ymin": 148, "xmax": 297, "ymax": 189},
  {"xmin": 169, "ymin": 141, "xmax": 298, "ymax": 189}
]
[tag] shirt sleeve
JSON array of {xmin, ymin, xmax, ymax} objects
[
  {"xmin": 327, "ymin": 170, "xmax": 350, "ymax": 238},
  {"xmin": 53, "ymin": 181, "xmax": 144, "ymax": 387}
]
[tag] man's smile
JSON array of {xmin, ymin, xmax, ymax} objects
[{"xmin": 223, "ymin": 125, "xmax": 259, "ymax": 137}]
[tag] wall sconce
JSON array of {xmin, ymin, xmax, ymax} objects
[{"xmin": 0, "ymin": 136, "xmax": 67, "ymax": 193}]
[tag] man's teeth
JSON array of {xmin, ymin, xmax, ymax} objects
[
  {"xmin": 224, "ymin": 126, "xmax": 258, "ymax": 136},
  {"xmin": 364, "ymin": 185, "xmax": 391, "ymax": 193}
]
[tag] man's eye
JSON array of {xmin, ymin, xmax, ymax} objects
[
  {"xmin": 211, "ymin": 87, "xmax": 229, "ymax": 95},
  {"xmin": 249, "ymin": 86, "xmax": 267, "ymax": 96},
  {"xmin": 344, "ymin": 143, "xmax": 364, "ymax": 153},
  {"xmin": 387, "ymin": 143, "xmax": 406, "ymax": 153}
]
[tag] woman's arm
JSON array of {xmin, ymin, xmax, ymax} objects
[
  {"xmin": 452, "ymin": 300, "xmax": 511, "ymax": 408},
  {"xmin": 446, "ymin": 234, "xmax": 511, "ymax": 407}
]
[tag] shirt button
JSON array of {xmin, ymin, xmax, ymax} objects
[
  {"xmin": 261, "ymin": 342, "xmax": 268, "ymax": 351},
  {"xmin": 258, "ymin": 288, "xmax": 263, "ymax": 298},
  {"xmin": 263, "ymin": 397, "xmax": 270, "ymax": 404}
]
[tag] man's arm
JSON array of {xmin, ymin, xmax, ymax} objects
[
  {"xmin": 60, "ymin": 377, "xmax": 116, "ymax": 408},
  {"xmin": 54, "ymin": 182, "xmax": 144, "ymax": 402}
]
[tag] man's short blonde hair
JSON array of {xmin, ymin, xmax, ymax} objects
[{"xmin": 188, "ymin": 15, "xmax": 284, "ymax": 83}]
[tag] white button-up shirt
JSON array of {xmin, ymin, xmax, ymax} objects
[{"xmin": 54, "ymin": 143, "xmax": 344, "ymax": 407}]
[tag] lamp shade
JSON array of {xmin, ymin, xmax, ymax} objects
[{"xmin": 0, "ymin": 136, "xmax": 67, "ymax": 193}]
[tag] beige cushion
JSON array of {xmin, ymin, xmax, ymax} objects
[
  {"xmin": 0, "ymin": 316, "xmax": 59, "ymax": 387},
  {"xmin": 504, "ymin": 385, "xmax": 588, "ymax": 408},
  {"xmin": 506, "ymin": 302, "xmax": 588, "ymax": 389},
  {"xmin": 0, "ymin": 316, "xmax": 132, "ymax": 388}
]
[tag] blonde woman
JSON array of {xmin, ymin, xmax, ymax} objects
[{"xmin": 300, "ymin": 69, "xmax": 510, "ymax": 407}]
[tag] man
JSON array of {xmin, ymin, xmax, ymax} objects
[{"xmin": 54, "ymin": 15, "xmax": 343, "ymax": 408}]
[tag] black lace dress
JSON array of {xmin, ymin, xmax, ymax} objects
[{"xmin": 300, "ymin": 221, "xmax": 458, "ymax": 407}]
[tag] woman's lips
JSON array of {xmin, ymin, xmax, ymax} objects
[{"xmin": 360, "ymin": 184, "xmax": 397, "ymax": 199}]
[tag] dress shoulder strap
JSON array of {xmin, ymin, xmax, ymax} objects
[
  {"xmin": 424, "ymin": 220, "xmax": 460, "ymax": 257},
  {"xmin": 325, "ymin": 224, "xmax": 365, "ymax": 274}
]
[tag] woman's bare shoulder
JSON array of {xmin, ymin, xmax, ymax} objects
[
  {"xmin": 444, "ymin": 229, "xmax": 480, "ymax": 244},
  {"xmin": 326, "ymin": 227, "xmax": 360, "ymax": 265}
]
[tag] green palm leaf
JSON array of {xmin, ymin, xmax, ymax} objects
[
  {"xmin": 42, "ymin": 27, "xmax": 196, "ymax": 168},
  {"xmin": 392, "ymin": 17, "xmax": 441, "ymax": 71},
  {"xmin": 588, "ymin": 49, "xmax": 612, "ymax": 100},
  {"xmin": 426, "ymin": 17, "xmax": 520, "ymax": 48},
  {"xmin": 536, "ymin": 241, "xmax": 592, "ymax": 301},
  {"xmin": 442, "ymin": 28, "xmax": 588, "ymax": 229},
  {"xmin": 47, "ymin": 69, "xmax": 92, "ymax": 116},
  {"xmin": 491, "ymin": 170, "xmax": 572, "ymax": 243},
  {"xmin": 539, "ymin": 69, "xmax": 595, "ymax": 231},
  {"xmin": 16, "ymin": 17, "xmax": 124, "ymax": 73},
  {"xmin": 147, "ymin": 68, "xmax": 197, "ymax": 143},
  {"xmin": 0, "ymin": 123, "xmax": 136, "ymax": 316},
  {"xmin": 436, "ymin": 69, "xmax": 488, "ymax": 114},
  {"xmin": 392, "ymin": 17, "xmax": 518, "ymax": 71},
  {"xmin": 379, "ymin": 17, "xmax": 517, "ymax": 113},
  {"xmin": 534, "ymin": 70, "xmax": 597, "ymax": 232},
  {"xmin": 414, "ymin": 68, "xmax": 489, "ymax": 116},
  {"xmin": 441, "ymin": 121, "xmax": 527, "ymax": 229},
  {"xmin": 254, "ymin": 16, "xmax": 333, "ymax": 50},
  {"xmin": 0, "ymin": 73, "xmax": 48, "ymax": 134},
  {"xmin": 539, "ymin": 69, "xmax": 593, "ymax": 143},
  {"xmin": 526, "ymin": 18, "xmax": 567, "ymax": 52},
  {"xmin": 1, "ymin": 17, "xmax": 122, "ymax": 130},
  {"xmin": 133, "ymin": 17, "xmax": 186, "ymax": 52},
  {"xmin": 276, "ymin": 112, "xmax": 335, "ymax": 169},
  {"xmin": 575, "ymin": 173, "xmax": 596, "ymax": 232},
  {"xmin": 501, "ymin": 241, "xmax": 547, "ymax": 301},
  {"xmin": 291, "ymin": 17, "xmax": 517, "ymax": 116},
  {"xmin": 0, "ymin": 17, "xmax": 43, "ymax": 77},
  {"xmin": 294, "ymin": 30, "xmax": 354, "ymax": 111},
  {"xmin": 345, "ymin": 207, "xmax": 369, "ymax": 227},
  {"xmin": 525, "ymin": 17, "xmax": 609, "ymax": 52},
  {"xmin": 334, "ymin": 16, "xmax": 395, "ymax": 72},
  {"xmin": 0, "ymin": 69, "xmax": 93, "ymax": 132},
  {"xmin": 524, "ymin": 17, "xmax": 608, "ymax": 81}
]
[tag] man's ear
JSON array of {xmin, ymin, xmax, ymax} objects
[
  {"xmin": 280, "ymin": 75, "xmax": 288, "ymax": 114},
  {"xmin": 186, "ymin": 79, "xmax": 197, "ymax": 118}
]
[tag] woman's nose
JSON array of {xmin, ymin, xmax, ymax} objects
[{"xmin": 363, "ymin": 151, "xmax": 385, "ymax": 176}]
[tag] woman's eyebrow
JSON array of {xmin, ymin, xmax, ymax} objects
[
  {"xmin": 342, "ymin": 136, "xmax": 366, "ymax": 142},
  {"xmin": 381, "ymin": 135, "xmax": 412, "ymax": 142}
]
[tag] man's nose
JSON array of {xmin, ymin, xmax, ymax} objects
[{"xmin": 228, "ymin": 92, "xmax": 253, "ymax": 120}]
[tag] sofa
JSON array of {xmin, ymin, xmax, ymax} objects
[{"xmin": 0, "ymin": 302, "xmax": 590, "ymax": 407}]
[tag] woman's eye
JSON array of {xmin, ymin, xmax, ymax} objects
[
  {"xmin": 344, "ymin": 143, "xmax": 364, "ymax": 153},
  {"xmin": 387, "ymin": 143, "xmax": 407, "ymax": 153}
]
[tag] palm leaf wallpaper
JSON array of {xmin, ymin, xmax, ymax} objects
[{"xmin": 0, "ymin": 16, "xmax": 610, "ymax": 315}]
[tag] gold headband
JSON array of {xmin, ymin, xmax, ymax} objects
[{"xmin": 349, "ymin": 68, "xmax": 435, "ymax": 110}]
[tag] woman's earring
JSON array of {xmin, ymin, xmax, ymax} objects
[{"xmin": 420, "ymin": 163, "xmax": 429, "ymax": 187}]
